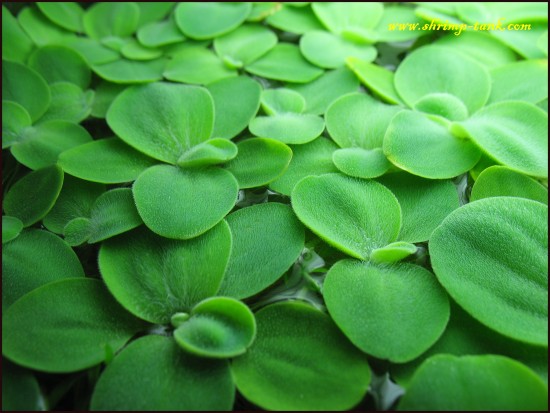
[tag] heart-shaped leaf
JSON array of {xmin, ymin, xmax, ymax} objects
[
  {"xmin": 454, "ymin": 101, "xmax": 548, "ymax": 178},
  {"xmin": 164, "ymin": 46, "xmax": 237, "ymax": 85},
  {"xmin": 90, "ymin": 335, "xmax": 234, "ymax": 411},
  {"xmin": 99, "ymin": 222, "xmax": 231, "ymax": 324},
  {"xmin": 300, "ymin": 30, "xmax": 376, "ymax": 69},
  {"xmin": 246, "ymin": 43, "xmax": 324, "ymax": 83},
  {"xmin": 398, "ymin": 355, "xmax": 548, "ymax": 411},
  {"xmin": 107, "ymin": 82, "xmax": 214, "ymax": 164},
  {"xmin": 430, "ymin": 197, "xmax": 548, "ymax": 346},
  {"xmin": 214, "ymin": 24, "xmax": 278, "ymax": 68},
  {"xmin": 249, "ymin": 113, "xmax": 325, "ymax": 144},
  {"xmin": 2, "ymin": 216, "xmax": 24, "ymax": 244},
  {"xmin": 413, "ymin": 93, "xmax": 469, "ymax": 121},
  {"xmin": 394, "ymin": 46, "xmax": 491, "ymax": 114},
  {"xmin": 2, "ymin": 5, "xmax": 34, "ymax": 63},
  {"xmin": 377, "ymin": 172, "xmax": 459, "ymax": 243},
  {"xmin": 325, "ymin": 92, "xmax": 401, "ymax": 149},
  {"xmin": 225, "ymin": 138, "xmax": 292, "ymax": 189},
  {"xmin": 332, "ymin": 147, "xmax": 391, "ymax": 179},
  {"xmin": 2, "ymin": 278, "xmax": 146, "ymax": 373},
  {"xmin": 287, "ymin": 67, "xmax": 359, "ymax": 115},
  {"xmin": 218, "ymin": 202, "xmax": 304, "ymax": 299},
  {"xmin": 231, "ymin": 301, "xmax": 371, "ymax": 410},
  {"xmin": 2, "ymin": 229, "xmax": 84, "ymax": 311},
  {"xmin": 64, "ymin": 188, "xmax": 142, "ymax": 245},
  {"xmin": 2, "ymin": 60, "xmax": 51, "ymax": 123},
  {"xmin": 58, "ymin": 138, "xmax": 158, "ymax": 184},
  {"xmin": 471, "ymin": 165, "xmax": 548, "ymax": 205},
  {"xmin": 3, "ymin": 165, "xmax": 63, "ymax": 227},
  {"xmin": 206, "ymin": 76, "xmax": 261, "ymax": 140},
  {"xmin": 83, "ymin": 2, "xmax": 139, "ymax": 40},
  {"xmin": 175, "ymin": 2, "xmax": 251, "ymax": 40},
  {"xmin": 324, "ymin": 260, "xmax": 450, "ymax": 362},
  {"xmin": 36, "ymin": 2, "xmax": 84, "ymax": 32},
  {"xmin": 177, "ymin": 138, "xmax": 238, "ymax": 168},
  {"xmin": 292, "ymin": 173, "xmax": 401, "ymax": 260},
  {"xmin": 269, "ymin": 137, "xmax": 339, "ymax": 196},
  {"xmin": 384, "ymin": 110, "xmax": 482, "ymax": 179},
  {"xmin": 346, "ymin": 57, "xmax": 403, "ymax": 105},
  {"xmin": 174, "ymin": 297, "xmax": 256, "ymax": 358},
  {"xmin": 28, "ymin": 45, "xmax": 91, "ymax": 89},
  {"xmin": 133, "ymin": 165, "xmax": 238, "ymax": 239}
]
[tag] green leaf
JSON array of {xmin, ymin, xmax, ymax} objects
[
  {"xmin": 287, "ymin": 67, "xmax": 360, "ymax": 115},
  {"xmin": 99, "ymin": 222, "xmax": 231, "ymax": 324},
  {"xmin": 471, "ymin": 165, "xmax": 548, "ymax": 205},
  {"xmin": 175, "ymin": 2, "xmax": 252, "ymax": 40},
  {"xmin": 413, "ymin": 93, "xmax": 469, "ymax": 121},
  {"xmin": 488, "ymin": 60, "xmax": 548, "ymax": 105},
  {"xmin": 246, "ymin": 43, "xmax": 324, "ymax": 83},
  {"xmin": 261, "ymin": 88, "xmax": 305, "ymax": 115},
  {"xmin": 136, "ymin": 2, "xmax": 175, "ymax": 28},
  {"xmin": 247, "ymin": 2, "xmax": 280, "ymax": 22},
  {"xmin": 11, "ymin": 120, "xmax": 92, "ymax": 170},
  {"xmin": 325, "ymin": 92, "xmax": 401, "ymax": 149},
  {"xmin": 487, "ymin": 22, "xmax": 548, "ymax": 59},
  {"xmin": 91, "ymin": 58, "xmax": 166, "ymax": 84},
  {"xmin": 83, "ymin": 2, "xmax": 139, "ymax": 40},
  {"xmin": 176, "ymin": 138, "xmax": 238, "ymax": 168},
  {"xmin": 398, "ymin": 355, "xmax": 548, "ymax": 411},
  {"xmin": 375, "ymin": 5, "xmax": 428, "ymax": 42},
  {"xmin": 435, "ymin": 31, "xmax": 517, "ymax": 69},
  {"xmin": 218, "ymin": 203, "xmax": 304, "ymax": 299},
  {"xmin": 60, "ymin": 37, "xmax": 119, "ymax": 66},
  {"xmin": 36, "ymin": 82, "xmax": 94, "ymax": 124},
  {"xmin": 377, "ymin": 172, "xmax": 459, "ymax": 243},
  {"xmin": 332, "ymin": 147, "xmax": 391, "ymax": 179},
  {"xmin": 2, "ymin": 229, "xmax": 84, "ymax": 311},
  {"xmin": 2, "ymin": 60, "xmax": 51, "ymax": 123},
  {"xmin": 2, "ymin": 216, "xmax": 24, "ymax": 244},
  {"xmin": 214, "ymin": 24, "xmax": 278, "ymax": 68},
  {"xmin": 36, "ymin": 2, "xmax": 84, "ymax": 32},
  {"xmin": 370, "ymin": 241, "xmax": 417, "ymax": 264},
  {"xmin": 3, "ymin": 165, "xmax": 63, "ymax": 227},
  {"xmin": 2, "ymin": 6, "xmax": 34, "ymax": 63},
  {"xmin": 231, "ymin": 301, "xmax": 371, "ymax": 411},
  {"xmin": 292, "ymin": 173, "xmax": 401, "ymax": 260},
  {"xmin": 174, "ymin": 297, "xmax": 256, "ymax": 358},
  {"xmin": 2, "ymin": 278, "xmax": 146, "ymax": 373},
  {"xmin": 58, "ymin": 138, "xmax": 158, "ymax": 184},
  {"xmin": 324, "ymin": 260, "xmax": 449, "ymax": 362},
  {"xmin": 120, "ymin": 40, "xmax": 162, "ymax": 61},
  {"xmin": 391, "ymin": 302, "xmax": 549, "ymax": 386},
  {"xmin": 312, "ymin": 2, "xmax": 383, "ymax": 39},
  {"xmin": 249, "ymin": 113, "xmax": 325, "ymax": 144},
  {"xmin": 164, "ymin": 46, "xmax": 237, "ymax": 85},
  {"xmin": 133, "ymin": 165, "xmax": 238, "ymax": 240},
  {"xmin": 206, "ymin": 76, "xmax": 261, "ymax": 140},
  {"xmin": 107, "ymin": 82, "xmax": 214, "ymax": 163},
  {"xmin": 18, "ymin": 7, "xmax": 75, "ymax": 47},
  {"xmin": 137, "ymin": 18, "xmax": 185, "ymax": 48},
  {"xmin": 265, "ymin": 4, "xmax": 325, "ymax": 34},
  {"xmin": 65, "ymin": 188, "xmax": 142, "ymax": 245},
  {"xmin": 384, "ymin": 110, "xmax": 482, "ymax": 179},
  {"xmin": 2, "ymin": 101, "xmax": 32, "ymax": 149},
  {"xmin": 224, "ymin": 137, "xmax": 292, "ymax": 189},
  {"xmin": 300, "ymin": 30, "xmax": 376, "ymax": 69},
  {"xmin": 90, "ymin": 335, "xmax": 234, "ymax": 411},
  {"xmin": 28, "ymin": 46, "xmax": 91, "ymax": 89},
  {"xmin": 346, "ymin": 57, "xmax": 403, "ymax": 105},
  {"xmin": 269, "ymin": 137, "xmax": 339, "ymax": 196},
  {"xmin": 430, "ymin": 197, "xmax": 548, "ymax": 346},
  {"xmin": 90, "ymin": 81, "xmax": 127, "ymax": 118},
  {"xmin": 2, "ymin": 361, "xmax": 45, "ymax": 411},
  {"xmin": 454, "ymin": 101, "xmax": 548, "ymax": 178},
  {"xmin": 394, "ymin": 46, "xmax": 491, "ymax": 114},
  {"xmin": 43, "ymin": 175, "xmax": 105, "ymax": 234}
]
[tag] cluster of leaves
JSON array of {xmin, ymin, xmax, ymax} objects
[{"xmin": 2, "ymin": 2, "xmax": 548, "ymax": 411}]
